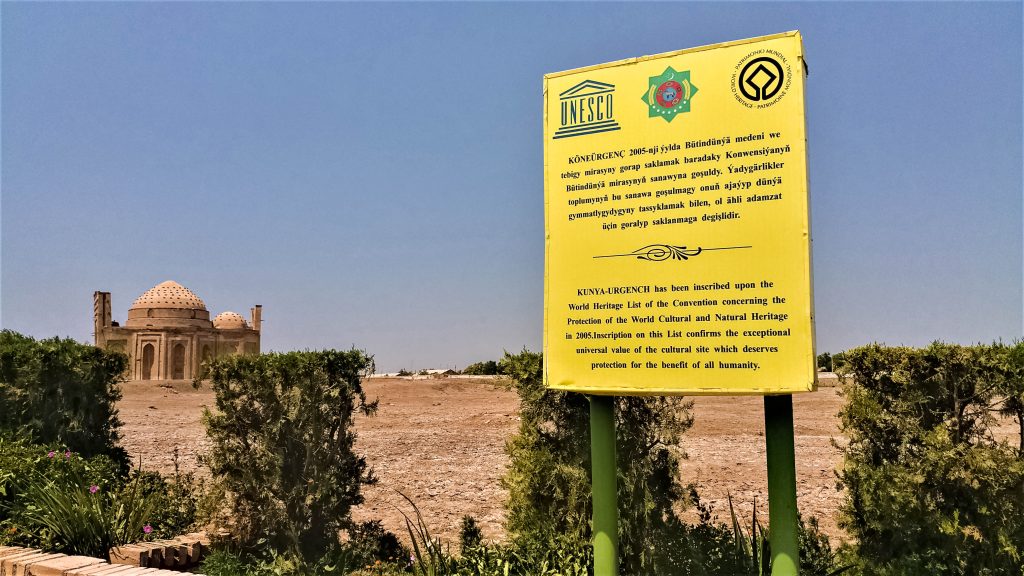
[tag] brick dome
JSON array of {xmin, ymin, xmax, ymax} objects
[
  {"xmin": 130, "ymin": 281, "xmax": 206, "ymax": 311},
  {"xmin": 125, "ymin": 280, "xmax": 212, "ymax": 328},
  {"xmin": 213, "ymin": 311, "xmax": 248, "ymax": 330}
]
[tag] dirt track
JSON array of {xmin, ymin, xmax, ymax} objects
[{"xmin": 117, "ymin": 377, "xmax": 848, "ymax": 546}]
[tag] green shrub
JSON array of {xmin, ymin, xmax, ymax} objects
[
  {"xmin": 461, "ymin": 361, "xmax": 498, "ymax": 376},
  {"xmin": 458, "ymin": 516, "xmax": 482, "ymax": 554},
  {"xmin": 0, "ymin": 331, "xmax": 127, "ymax": 465},
  {"xmin": 132, "ymin": 468, "xmax": 208, "ymax": 539},
  {"xmin": 1, "ymin": 434, "xmax": 207, "ymax": 554},
  {"xmin": 4, "ymin": 454, "xmax": 157, "ymax": 557},
  {"xmin": 1000, "ymin": 343, "xmax": 1024, "ymax": 454},
  {"xmin": 498, "ymin": 349, "xmax": 694, "ymax": 575},
  {"xmin": 798, "ymin": 515, "xmax": 848, "ymax": 576},
  {"xmin": 1, "ymin": 435, "xmax": 122, "ymax": 530},
  {"xmin": 199, "ymin": 349, "xmax": 378, "ymax": 562},
  {"xmin": 837, "ymin": 343, "xmax": 1024, "ymax": 575},
  {"xmin": 346, "ymin": 520, "xmax": 409, "ymax": 569},
  {"xmin": 200, "ymin": 549, "xmax": 278, "ymax": 576}
]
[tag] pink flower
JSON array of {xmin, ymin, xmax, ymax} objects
[
  {"xmin": 64, "ymin": 450, "xmax": 71, "ymax": 459},
  {"xmin": 142, "ymin": 524, "xmax": 153, "ymax": 534},
  {"xmin": 89, "ymin": 485, "xmax": 99, "ymax": 494},
  {"xmin": 47, "ymin": 451, "xmax": 55, "ymax": 458}
]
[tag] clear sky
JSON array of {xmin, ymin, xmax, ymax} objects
[{"xmin": 2, "ymin": 2, "xmax": 1021, "ymax": 373}]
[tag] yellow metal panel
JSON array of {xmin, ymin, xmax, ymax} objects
[{"xmin": 543, "ymin": 32, "xmax": 815, "ymax": 396}]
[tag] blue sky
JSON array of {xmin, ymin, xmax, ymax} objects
[{"xmin": 2, "ymin": 2, "xmax": 1021, "ymax": 373}]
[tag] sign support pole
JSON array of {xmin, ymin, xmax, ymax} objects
[
  {"xmin": 764, "ymin": 394, "xmax": 800, "ymax": 576},
  {"xmin": 590, "ymin": 395, "xmax": 619, "ymax": 576}
]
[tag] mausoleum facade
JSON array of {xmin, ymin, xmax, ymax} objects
[{"xmin": 94, "ymin": 280, "xmax": 261, "ymax": 381}]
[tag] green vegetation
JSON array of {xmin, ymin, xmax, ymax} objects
[
  {"xmin": 0, "ymin": 331, "xmax": 205, "ymax": 557},
  {"xmin": 12, "ymin": 461, "xmax": 156, "ymax": 557},
  {"xmin": 0, "ymin": 435, "xmax": 206, "ymax": 556},
  {"xmin": 199, "ymin": 350, "xmax": 379, "ymax": 562},
  {"xmin": 498, "ymin": 348, "xmax": 693, "ymax": 574},
  {"xmin": 495, "ymin": 349, "xmax": 846, "ymax": 576},
  {"xmin": 0, "ymin": 330, "xmax": 128, "ymax": 466},
  {"xmin": 837, "ymin": 342, "xmax": 1024, "ymax": 575},
  {"xmin": 460, "ymin": 361, "xmax": 499, "ymax": 376},
  {"xmin": 197, "ymin": 349, "xmax": 846, "ymax": 576},
  {"xmin": 7, "ymin": 329, "xmax": 1024, "ymax": 575},
  {"xmin": 816, "ymin": 351, "xmax": 847, "ymax": 373}
]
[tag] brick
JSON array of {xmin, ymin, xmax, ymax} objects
[
  {"xmin": 23, "ymin": 556, "xmax": 104, "ymax": 576},
  {"xmin": 2, "ymin": 553, "xmax": 55, "ymax": 576},
  {"xmin": 111, "ymin": 568, "xmax": 155, "ymax": 576},
  {"xmin": 72, "ymin": 561, "xmax": 132, "ymax": 573},
  {"xmin": 157, "ymin": 543, "xmax": 187, "ymax": 568},
  {"xmin": 107, "ymin": 546, "xmax": 148, "ymax": 569},
  {"xmin": 11, "ymin": 554, "xmax": 65, "ymax": 576},
  {"xmin": 0, "ymin": 550, "xmax": 35, "ymax": 562},
  {"xmin": 139, "ymin": 545, "xmax": 168, "ymax": 570},
  {"xmin": 180, "ymin": 540, "xmax": 202, "ymax": 565},
  {"xmin": 61, "ymin": 563, "xmax": 112, "ymax": 576},
  {"xmin": 65, "ymin": 563, "xmax": 135, "ymax": 576},
  {"xmin": 130, "ymin": 546, "xmax": 162, "ymax": 570},
  {"xmin": 0, "ymin": 551, "xmax": 44, "ymax": 572},
  {"xmin": 88, "ymin": 565, "xmax": 139, "ymax": 576}
]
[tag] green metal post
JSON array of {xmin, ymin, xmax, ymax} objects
[
  {"xmin": 590, "ymin": 395, "xmax": 619, "ymax": 576},
  {"xmin": 764, "ymin": 394, "xmax": 800, "ymax": 576}
]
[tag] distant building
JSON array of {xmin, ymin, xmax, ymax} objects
[
  {"xmin": 93, "ymin": 280, "xmax": 261, "ymax": 381},
  {"xmin": 423, "ymin": 369, "xmax": 457, "ymax": 377}
]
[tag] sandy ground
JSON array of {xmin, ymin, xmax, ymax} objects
[{"xmin": 118, "ymin": 377, "xmax": 850, "ymax": 546}]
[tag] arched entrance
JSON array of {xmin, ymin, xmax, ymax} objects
[
  {"xmin": 172, "ymin": 343, "xmax": 186, "ymax": 380},
  {"xmin": 141, "ymin": 343, "xmax": 155, "ymax": 380}
]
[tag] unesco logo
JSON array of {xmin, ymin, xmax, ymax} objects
[
  {"xmin": 553, "ymin": 80, "xmax": 621, "ymax": 139},
  {"xmin": 731, "ymin": 50, "xmax": 792, "ymax": 109}
]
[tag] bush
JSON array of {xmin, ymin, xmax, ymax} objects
[
  {"xmin": 498, "ymin": 349, "xmax": 695, "ymax": 575},
  {"xmin": 132, "ymin": 465, "xmax": 210, "ymax": 539},
  {"xmin": 1, "ymin": 435, "xmax": 122, "ymax": 536},
  {"xmin": 345, "ymin": 520, "xmax": 409, "ymax": 569},
  {"xmin": 199, "ymin": 349, "xmax": 378, "ymax": 562},
  {"xmin": 458, "ymin": 516, "xmax": 482, "ymax": 554},
  {"xmin": 837, "ymin": 343, "xmax": 1024, "ymax": 575},
  {"xmin": 817, "ymin": 352, "xmax": 833, "ymax": 372},
  {"xmin": 1001, "ymin": 343, "xmax": 1024, "ymax": 455},
  {"xmin": 200, "ymin": 549, "xmax": 278, "ymax": 576},
  {"xmin": 0, "ymin": 444, "xmax": 157, "ymax": 556},
  {"xmin": 0, "ymin": 331, "xmax": 127, "ymax": 464},
  {"xmin": 461, "ymin": 361, "xmax": 499, "ymax": 376}
]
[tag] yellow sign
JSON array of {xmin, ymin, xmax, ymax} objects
[{"xmin": 543, "ymin": 32, "xmax": 815, "ymax": 396}]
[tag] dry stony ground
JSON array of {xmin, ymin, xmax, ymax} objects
[{"xmin": 118, "ymin": 377, "xmax": 850, "ymax": 547}]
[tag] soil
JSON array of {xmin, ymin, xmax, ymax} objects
[{"xmin": 117, "ymin": 377, "xmax": 851, "ymax": 547}]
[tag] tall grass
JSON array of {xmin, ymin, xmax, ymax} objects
[
  {"xmin": 726, "ymin": 495, "xmax": 851, "ymax": 576},
  {"xmin": 397, "ymin": 492, "xmax": 590, "ymax": 576},
  {"xmin": 398, "ymin": 491, "xmax": 457, "ymax": 576}
]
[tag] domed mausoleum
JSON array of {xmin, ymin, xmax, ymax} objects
[{"xmin": 94, "ymin": 281, "xmax": 261, "ymax": 381}]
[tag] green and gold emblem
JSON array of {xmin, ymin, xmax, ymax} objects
[{"xmin": 642, "ymin": 67, "xmax": 697, "ymax": 122}]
